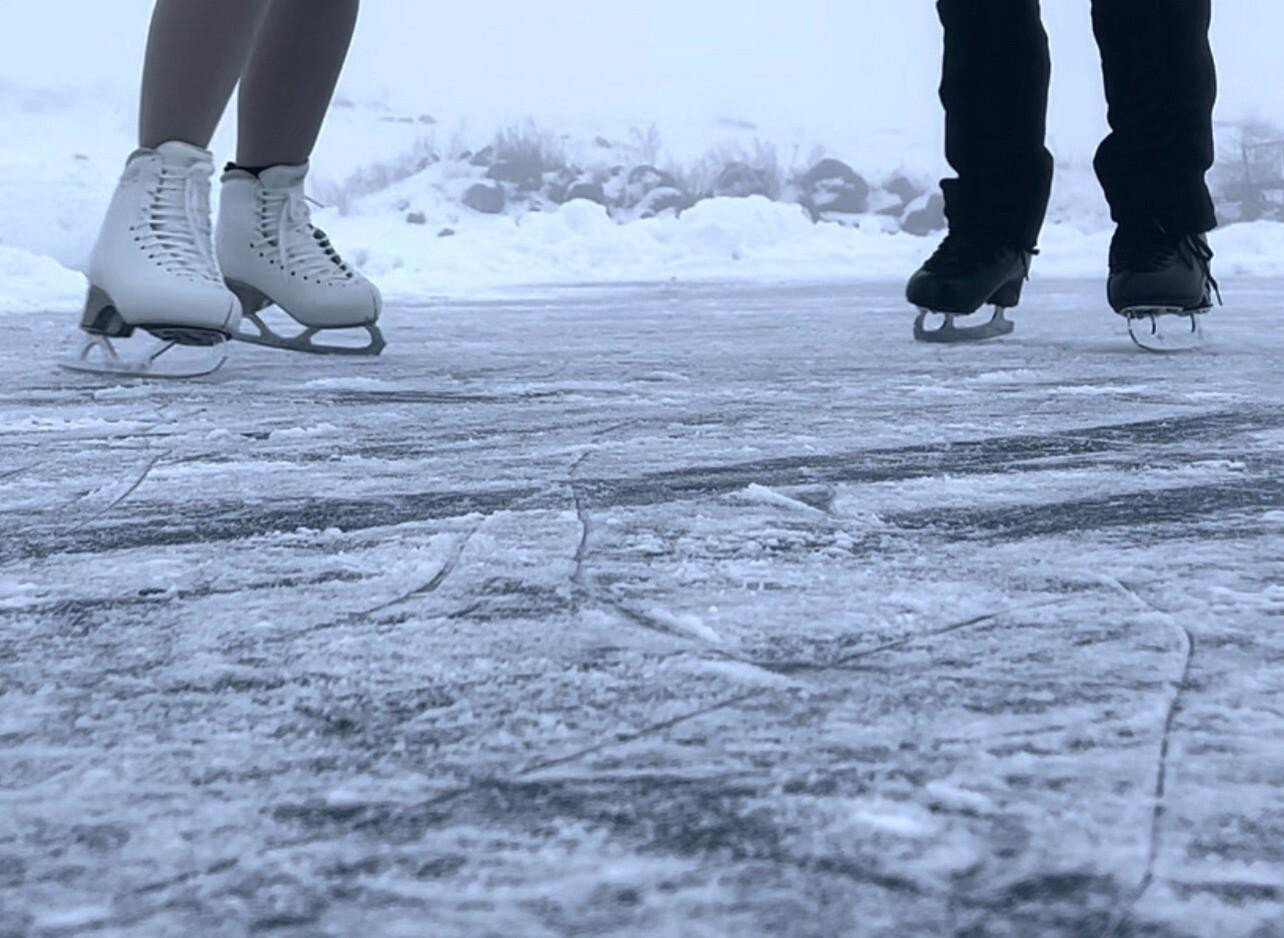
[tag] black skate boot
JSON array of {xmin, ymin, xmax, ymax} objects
[
  {"xmin": 907, "ymin": 230, "xmax": 1035, "ymax": 344},
  {"xmin": 1108, "ymin": 226, "xmax": 1221, "ymax": 353}
]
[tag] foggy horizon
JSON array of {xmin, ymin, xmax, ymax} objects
[{"xmin": 4, "ymin": 1, "xmax": 1283, "ymax": 162}]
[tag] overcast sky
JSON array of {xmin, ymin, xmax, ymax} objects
[{"xmin": 3, "ymin": 1, "xmax": 1282, "ymax": 157}]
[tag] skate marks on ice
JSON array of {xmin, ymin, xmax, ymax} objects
[
  {"xmin": 4, "ymin": 406, "xmax": 1282, "ymax": 563},
  {"xmin": 2, "ymin": 282, "xmax": 1284, "ymax": 936}
]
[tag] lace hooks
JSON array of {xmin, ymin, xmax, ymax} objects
[{"xmin": 1186, "ymin": 234, "xmax": 1223, "ymax": 306}]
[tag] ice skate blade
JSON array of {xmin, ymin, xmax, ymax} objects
[
  {"xmin": 1123, "ymin": 306, "xmax": 1209, "ymax": 354},
  {"xmin": 914, "ymin": 306, "xmax": 1015, "ymax": 344},
  {"xmin": 60, "ymin": 331, "xmax": 229, "ymax": 379},
  {"xmin": 235, "ymin": 310, "xmax": 386, "ymax": 357}
]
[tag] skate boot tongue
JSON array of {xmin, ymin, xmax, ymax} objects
[
  {"xmin": 151, "ymin": 140, "xmax": 216, "ymax": 173},
  {"xmin": 256, "ymin": 163, "xmax": 311, "ymax": 191}
]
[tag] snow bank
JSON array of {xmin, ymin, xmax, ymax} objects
[
  {"xmin": 323, "ymin": 196, "xmax": 1284, "ymax": 304},
  {"xmin": 0, "ymin": 245, "xmax": 85, "ymax": 313},
  {"xmin": 3, "ymin": 82, "xmax": 1284, "ymax": 314},
  {"xmin": 324, "ymin": 196, "xmax": 927, "ymax": 300},
  {"xmin": 1208, "ymin": 222, "xmax": 1284, "ymax": 279},
  {"xmin": 7, "ymin": 195, "xmax": 1284, "ymax": 315}
]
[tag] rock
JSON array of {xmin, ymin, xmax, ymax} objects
[
  {"xmin": 636, "ymin": 186, "xmax": 693, "ymax": 218},
  {"xmin": 619, "ymin": 166, "xmax": 682, "ymax": 210},
  {"xmin": 630, "ymin": 164, "xmax": 678, "ymax": 190},
  {"xmin": 600, "ymin": 166, "xmax": 631, "ymax": 206},
  {"xmin": 468, "ymin": 146, "xmax": 495, "ymax": 167},
  {"xmin": 885, "ymin": 174, "xmax": 923, "ymax": 204},
  {"xmin": 487, "ymin": 157, "xmax": 547, "ymax": 191},
  {"xmin": 868, "ymin": 189, "xmax": 908, "ymax": 216},
  {"xmin": 714, "ymin": 162, "xmax": 774, "ymax": 199},
  {"xmin": 541, "ymin": 168, "xmax": 578, "ymax": 205},
  {"xmin": 901, "ymin": 193, "xmax": 947, "ymax": 236},
  {"xmin": 594, "ymin": 136, "xmax": 614, "ymax": 148},
  {"xmin": 806, "ymin": 183, "xmax": 868, "ymax": 216},
  {"xmin": 418, "ymin": 114, "xmax": 437, "ymax": 125},
  {"xmin": 798, "ymin": 158, "xmax": 869, "ymax": 217},
  {"xmin": 565, "ymin": 181, "xmax": 608, "ymax": 206},
  {"xmin": 462, "ymin": 182, "xmax": 506, "ymax": 215},
  {"xmin": 799, "ymin": 158, "xmax": 862, "ymax": 190},
  {"xmin": 437, "ymin": 228, "xmax": 456, "ymax": 238},
  {"xmin": 405, "ymin": 212, "xmax": 427, "ymax": 226}
]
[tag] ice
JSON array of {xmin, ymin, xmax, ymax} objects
[{"xmin": 2, "ymin": 279, "xmax": 1282, "ymax": 936}]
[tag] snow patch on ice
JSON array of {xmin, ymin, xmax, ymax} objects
[
  {"xmin": 34, "ymin": 906, "xmax": 112, "ymax": 930},
  {"xmin": 842, "ymin": 798, "xmax": 941, "ymax": 838},
  {"xmin": 674, "ymin": 656, "xmax": 797, "ymax": 689},
  {"xmin": 737, "ymin": 483, "xmax": 826, "ymax": 514},
  {"xmin": 90, "ymin": 385, "xmax": 160, "ymax": 402},
  {"xmin": 924, "ymin": 780, "xmax": 997, "ymax": 815},
  {"xmin": 968, "ymin": 369, "xmax": 1042, "ymax": 384},
  {"xmin": 300, "ymin": 376, "xmax": 400, "ymax": 390},
  {"xmin": 2, "ymin": 414, "xmax": 150, "ymax": 434},
  {"xmin": 646, "ymin": 606, "xmax": 725, "ymax": 645},
  {"xmin": 829, "ymin": 461, "xmax": 1256, "ymax": 515},
  {"xmin": 269, "ymin": 423, "xmax": 342, "ymax": 440},
  {"xmin": 0, "ymin": 576, "xmax": 44, "ymax": 607}
]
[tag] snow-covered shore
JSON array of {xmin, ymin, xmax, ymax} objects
[{"xmin": 4, "ymin": 84, "xmax": 1283, "ymax": 312}]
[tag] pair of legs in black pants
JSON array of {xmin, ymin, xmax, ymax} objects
[
  {"xmin": 938, "ymin": 0, "xmax": 1217, "ymax": 248},
  {"xmin": 909, "ymin": 0, "xmax": 1220, "ymax": 344}
]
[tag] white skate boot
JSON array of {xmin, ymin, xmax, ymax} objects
[
  {"xmin": 217, "ymin": 163, "xmax": 384, "ymax": 356},
  {"xmin": 66, "ymin": 142, "xmax": 241, "ymax": 378}
]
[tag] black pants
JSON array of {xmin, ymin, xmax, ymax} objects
[{"xmin": 937, "ymin": 0, "xmax": 1218, "ymax": 248}]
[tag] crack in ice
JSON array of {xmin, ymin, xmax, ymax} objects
[{"xmin": 1098, "ymin": 576, "xmax": 1196, "ymax": 938}]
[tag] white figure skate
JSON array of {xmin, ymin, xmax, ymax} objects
[
  {"xmin": 65, "ymin": 142, "xmax": 241, "ymax": 378},
  {"xmin": 218, "ymin": 163, "xmax": 384, "ymax": 356}
]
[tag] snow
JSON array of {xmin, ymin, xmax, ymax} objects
[
  {"xmin": 0, "ymin": 245, "xmax": 87, "ymax": 314},
  {"xmin": 328, "ymin": 194, "xmax": 1284, "ymax": 302},
  {"xmin": 6, "ymin": 83, "xmax": 1284, "ymax": 314},
  {"xmin": 10, "ymin": 190, "xmax": 1284, "ymax": 314},
  {"xmin": 2, "ymin": 280, "xmax": 1282, "ymax": 936}
]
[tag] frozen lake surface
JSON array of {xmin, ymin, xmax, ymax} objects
[{"xmin": 2, "ymin": 280, "xmax": 1282, "ymax": 937}]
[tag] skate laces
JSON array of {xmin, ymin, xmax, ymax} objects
[
  {"xmin": 140, "ymin": 165, "xmax": 221, "ymax": 283},
  {"xmin": 252, "ymin": 188, "xmax": 355, "ymax": 285},
  {"xmin": 923, "ymin": 231, "xmax": 1026, "ymax": 278},
  {"xmin": 1111, "ymin": 229, "xmax": 1222, "ymax": 303}
]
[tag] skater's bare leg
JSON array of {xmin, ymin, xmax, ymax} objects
[
  {"xmin": 139, "ymin": 0, "xmax": 270, "ymax": 150},
  {"xmin": 235, "ymin": 0, "xmax": 360, "ymax": 167},
  {"xmin": 74, "ymin": 0, "xmax": 266, "ymax": 376},
  {"xmin": 216, "ymin": 0, "xmax": 381, "ymax": 356}
]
